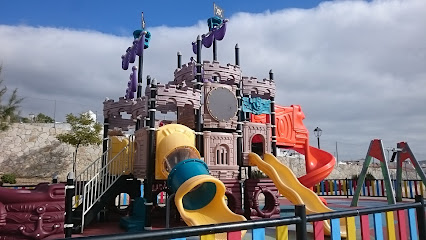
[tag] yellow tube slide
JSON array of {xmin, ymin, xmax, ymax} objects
[
  {"xmin": 175, "ymin": 175, "xmax": 246, "ymax": 240},
  {"xmin": 248, "ymin": 152, "xmax": 346, "ymax": 237}
]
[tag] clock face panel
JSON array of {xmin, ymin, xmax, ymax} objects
[{"xmin": 206, "ymin": 87, "xmax": 238, "ymax": 122}]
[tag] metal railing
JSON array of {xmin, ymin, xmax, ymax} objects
[
  {"xmin": 76, "ymin": 135, "xmax": 134, "ymax": 232},
  {"xmin": 65, "ymin": 196, "xmax": 425, "ymax": 240},
  {"xmin": 73, "ymin": 144, "xmax": 112, "ymax": 208}
]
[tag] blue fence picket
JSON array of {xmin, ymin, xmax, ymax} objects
[
  {"xmin": 407, "ymin": 208, "xmax": 418, "ymax": 240},
  {"xmin": 408, "ymin": 181, "xmax": 414, "ymax": 199},
  {"xmin": 334, "ymin": 180, "xmax": 338, "ymax": 195},
  {"xmin": 376, "ymin": 180, "xmax": 380, "ymax": 196},
  {"xmin": 252, "ymin": 228, "xmax": 265, "ymax": 240},
  {"xmin": 330, "ymin": 218, "xmax": 341, "ymax": 240},
  {"xmin": 362, "ymin": 182, "xmax": 366, "ymax": 196},
  {"xmin": 373, "ymin": 213, "xmax": 384, "ymax": 240}
]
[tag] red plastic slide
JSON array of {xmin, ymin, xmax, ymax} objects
[{"xmin": 251, "ymin": 105, "xmax": 335, "ymax": 188}]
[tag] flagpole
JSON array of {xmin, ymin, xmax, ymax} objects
[
  {"xmin": 136, "ymin": 12, "xmax": 145, "ymax": 130},
  {"xmin": 212, "ymin": 3, "xmax": 218, "ymax": 82}
]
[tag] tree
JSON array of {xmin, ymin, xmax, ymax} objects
[
  {"xmin": 0, "ymin": 66, "xmax": 23, "ymax": 131},
  {"xmin": 35, "ymin": 113, "xmax": 54, "ymax": 123},
  {"xmin": 56, "ymin": 112, "xmax": 102, "ymax": 173}
]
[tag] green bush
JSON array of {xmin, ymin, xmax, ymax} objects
[
  {"xmin": 1, "ymin": 173, "xmax": 17, "ymax": 184},
  {"xmin": 251, "ymin": 170, "xmax": 268, "ymax": 179},
  {"xmin": 352, "ymin": 172, "xmax": 376, "ymax": 186},
  {"xmin": 352, "ymin": 172, "xmax": 376, "ymax": 181}
]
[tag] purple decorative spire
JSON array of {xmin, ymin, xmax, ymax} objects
[
  {"xmin": 121, "ymin": 53, "xmax": 129, "ymax": 70},
  {"xmin": 131, "ymin": 66, "xmax": 137, "ymax": 92},
  {"xmin": 213, "ymin": 20, "xmax": 227, "ymax": 40},
  {"xmin": 129, "ymin": 46, "xmax": 136, "ymax": 63},
  {"xmin": 192, "ymin": 19, "xmax": 228, "ymax": 53},
  {"xmin": 136, "ymin": 32, "xmax": 146, "ymax": 56},
  {"xmin": 202, "ymin": 33, "xmax": 214, "ymax": 48}
]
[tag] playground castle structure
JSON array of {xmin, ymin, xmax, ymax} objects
[{"xmin": 97, "ymin": 13, "xmax": 339, "ymax": 233}]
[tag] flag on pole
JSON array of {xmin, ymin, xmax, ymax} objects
[
  {"xmin": 213, "ymin": 3, "xmax": 224, "ymax": 19},
  {"xmin": 141, "ymin": 12, "xmax": 146, "ymax": 30}
]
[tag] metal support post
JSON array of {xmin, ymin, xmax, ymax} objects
[
  {"xmin": 295, "ymin": 205, "xmax": 307, "ymax": 240},
  {"xmin": 64, "ymin": 172, "xmax": 75, "ymax": 238},
  {"xmin": 415, "ymin": 195, "xmax": 425, "ymax": 240}
]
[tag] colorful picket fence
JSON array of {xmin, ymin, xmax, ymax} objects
[
  {"xmin": 73, "ymin": 196, "xmax": 425, "ymax": 240},
  {"xmin": 315, "ymin": 179, "xmax": 425, "ymax": 199}
]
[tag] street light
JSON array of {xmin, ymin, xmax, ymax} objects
[{"xmin": 313, "ymin": 127, "xmax": 322, "ymax": 149}]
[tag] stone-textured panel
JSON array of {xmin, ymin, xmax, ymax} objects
[{"xmin": 0, "ymin": 123, "xmax": 102, "ymax": 180}]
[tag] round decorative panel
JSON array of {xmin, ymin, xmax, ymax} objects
[{"xmin": 206, "ymin": 87, "xmax": 238, "ymax": 122}]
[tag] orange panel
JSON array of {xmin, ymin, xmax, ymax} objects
[
  {"xmin": 251, "ymin": 105, "xmax": 308, "ymax": 148},
  {"xmin": 250, "ymin": 104, "xmax": 335, "ymax": 188}
]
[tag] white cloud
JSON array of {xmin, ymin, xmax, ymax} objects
[{"xmin": 0, "ymin": 0, "xmax": 425, "ymax": 160}]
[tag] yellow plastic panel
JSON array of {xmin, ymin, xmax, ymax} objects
[
  {"xmin": 109, "ymin": 136, "xmax": 131, "ymax": 174},
  {"xmin": 248, "ymin": 152, "xmax": 347, "ymax": 237},
  {"xmin": 155, "ymin": 124, "xmax": 200, "ymax": 180},
  {"xmin": 175, "ymin": 175, "xmax": 246, "ymax": 240}
]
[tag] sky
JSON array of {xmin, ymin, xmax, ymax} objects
[{"xmin": 0, "ymin": 0, "xmax": 425, "ymax": 161}]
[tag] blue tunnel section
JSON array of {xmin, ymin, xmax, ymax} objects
[{"xmin": 167, "ymin": 159, "xmax": 217, "ymax": 211}]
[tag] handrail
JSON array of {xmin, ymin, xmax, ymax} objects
[
  {"xmin": 306, "ymin": 202, "xmax": 422, "ymax": 222},
  {"xmin": 64, "ymin": 199, "xmax": 425, "ymax": 240},
  {"xmin": 74, "ymin": 145, "xmax": 113, "ymax": 193},
  {"xmin": 79, "ymin": 135, "xmax": 134, "ymax": 232},
  {"xmin": 73, "ymin": 145, "xmax": 112, "ymax": 210}
]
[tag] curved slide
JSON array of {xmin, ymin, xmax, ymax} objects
[
  {"xmin": 294, "ymin": 146, "xmax": 336, "ymax": 188},
  {"xmin": 168, "ymin": 159, "xmax": 246, "ymax": 240},
  {"xmin": 250, "ymin": 104, "xmax": 336, "ymax": 188},
  {"xmin": 249, "ymin": 152, "xmax": 346, "ymax": 237}
]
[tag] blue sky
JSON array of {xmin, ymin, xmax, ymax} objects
[{"xmin": 1, "ymin": 0, "xmax": 331, "ymax": 35}]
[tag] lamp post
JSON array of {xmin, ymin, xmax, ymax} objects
[{"xmin": 313, "ymin": 127, "xmax": 322, "ymax": 149}]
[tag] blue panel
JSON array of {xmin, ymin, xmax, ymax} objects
[
  {"xmin": 252, "ymin": 228, "xmax": 265, "ymax": 240},
  {"xmin": 334, "ymin": 180, "xmax": 338, "ymax": 195},
  {"xmin": 362, "ymin": 183, "xmax": 366, "ymax": 196},
  {"xmin": 140, "ymin": 185, "xmax": 144, "ymax": 197},
  {"xmin": 349, "ymin": 180, "xmax": 353, "ymax": 195},
  {"xmin": 330, "ymin": 218, "xmax": 341, "ymax": 240},
  {"xmin": 409, "ymin": 181, "xmax": 414, "ymax": 198},
  {"xmin": 207, "ymin": 16, "xmax": 223, "ymax": 30},
  {"xmin": 321, "ymin": 181, "xmax": 325, "ymax": 195},
  {"xmin": 408, "ymin": 208, "xmax": 418, "ymax": 240},
  {"xmin": 373, "ymin": 213, "xmax": 384, "ymax": 240},
  {"xmin": 171, "ymin": 238, "xmax": 186, "ymax": 240},
  {"xmin": 376, "ymin": 180, "xmax": 380, "ymax": 196},
  {"xmin": 123, "ymin": 193, "xmax": 127, "ymax": 206},
  {"xmin": 242, "ymin": 97, "xmax": 271, "ymax": 115}
]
